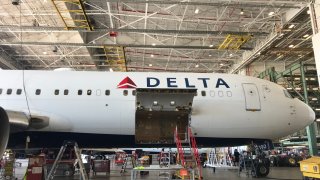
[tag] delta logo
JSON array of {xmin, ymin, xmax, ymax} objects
[{"xmin": 117, "ymin": 76, "xmax": 137, "ymax": 89}]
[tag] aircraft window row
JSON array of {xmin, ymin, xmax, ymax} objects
[
  {"xmin": 47, "ymin": 89, "xmax": 136, "ymax": 96},
  {"xmin": 0, "ymin": 88, "xmax": 23, "ymax": 95},
  {"xmin": 200, "ymin": 90, "xmax": 232, "ymax": 97}
]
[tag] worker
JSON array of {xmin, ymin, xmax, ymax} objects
[{"xmin": 234, "ymin": 149, "xmax": 240, "ymax": 166}]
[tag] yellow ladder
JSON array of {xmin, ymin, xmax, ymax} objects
[{"xmin": 51, "ymin": 0, "xmax": 93, "ymax": 31}]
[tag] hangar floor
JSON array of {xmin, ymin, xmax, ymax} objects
[{"xmin": 50, "ymin": 167, "xmax": 303, "ymax": 180}]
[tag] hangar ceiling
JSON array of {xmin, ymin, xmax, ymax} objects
[{"xmin": 0, "ymin": 0, "xmax": 314, "ymax": 74}]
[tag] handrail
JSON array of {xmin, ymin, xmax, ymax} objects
[
  {"xmin": 174, "ymin": 126, "xmax": 185, "ymax": 167},
  {"xmin": 188, "ymin": 128, "xmax": 202, "ymax": 179}
]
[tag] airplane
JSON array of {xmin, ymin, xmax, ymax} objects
[{"xmin": 0, "ymin": 70, "xmax": 315, "ymax": 159}]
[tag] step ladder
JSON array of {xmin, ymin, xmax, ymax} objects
[
  {"xmin": 46, "ymin": 141, "xmax": 88, "ymax": 180},
  {"xmin": 174, "ymin": 127, "xmax": 202, "ymax": 179},
  {"xmin": 120, "ymin": 154, "xmax": 136, "ymax": 175},
  {"xmin": 238, "ymin": 152, "xmax": 256, "ymax": 177}
]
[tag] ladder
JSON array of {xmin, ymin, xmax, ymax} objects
[
  {"xmin": 46, "ymin": 141, "xmax": 88, "ymax": 180},
  {"xmin": 174, "ymin": 127, "xmax": 202, "ymax": 179},
  {"xmin": 120, "ymin": 155, "xmax": 136, "ymax": 175}
]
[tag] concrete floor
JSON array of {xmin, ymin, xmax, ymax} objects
[
  {"xmin": 51, "ymin": 167, "xmax": 303, "ymax": 180},
  {"xmin": 11, "ymin": 158, "xmax": 304, "ymax": 180}
]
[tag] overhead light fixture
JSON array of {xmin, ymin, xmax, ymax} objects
[
  {"xmin": 209, "ymin": 44, "xmax": 213, "ymax": 47},
  {"xmin": 150, "ymin": 54, "xmax": 154, "ymax": 57},
  {"xmin": 195, "ymin": 8, "xmax": 199, "ymax": 14},
  {"xmin": 288, "ymin": 24, "xmax": 295, "ymax": 29},
  {"xmin": 195, "ymin": 64, "xmax": 199, "ymax": 68},
  {"xmin": 312, "ymin": 98, "xmax": 318, "ymax": 101},
  {"xmin": 240, "ymin": 9, "xmax": 244, "ymax": 15},
  {"xmin": 316, "ymin": 108, "xmax": 320, "ymax": 111},
  {"xmin": 229, "ymin": 53, "xmax": 233, "ymax": 57},
  {"xmin": 109, "ymin": 68, "xmax": 113, "ymax": 72},
  {"xmin": 220, "ymin": 63, "xmax": 224, "ymax": 66},
  {"xmin": 313, "ymin": 87, "xmax": 319, "ymax": 90},
  {"xmin": 303, "ymin": 34, "xmax": 309, "ymax": 38},
  {"xmin": 307, "ymin": 10, "xmax": 311, "ymax": 14},
  {"xmin": 289, "ymin": 44, "xmax": 294, "ymax": 48},
  {"xmin": 170, "ymin": 101, "xmax": 175, "ymax": 106},
  {"xmin": 43, "ymin": 52, "xmax": 47, "ymax": 55},
  {"xmin": 268, "ymin": 12, "xmax": 274, "ymax": 16},
  {"xmin": 287, "ymin": 87, "xmax": 292, "ymax": 90},
  {"xmin": 209, "ymin": 54, "xmax": 212, "ymax": 57},
  {"xmin": 152, "ymin": 43, "xmax": 156, "ymax": 46},
  {"xmin": 153, "ymin": 101, "xmax": 158, "ymax": 106},
  {"xmin": 149, "ymin": 64, "xmax": 153, "ymax": 67}
]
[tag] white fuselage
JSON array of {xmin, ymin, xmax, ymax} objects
[{"xmin": 0, "ymin": 70, "xmax": 315, "ymax": 141}]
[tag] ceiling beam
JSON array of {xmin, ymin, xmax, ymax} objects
[
  {"xmin": 0, "ymin": 41, "xmax": 253, "ymax": 50},
  {"xmin": 0, "ymin": 25, "xmax": 270, "ymax": 36},
  {"xmin": 86, "ymin": 0, "xmax": 304, "ymax": 8}
]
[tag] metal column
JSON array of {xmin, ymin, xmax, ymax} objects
[{"xmin": 300, "ymin": 63, "xmax": 318, "ymax": 156}]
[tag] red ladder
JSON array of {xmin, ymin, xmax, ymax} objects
[
  {"xmin": 174, "ymin": 126, "xmax": 186, "ymax": 167},
  {"xmin": 188, "ymin": 128, "xmax": 203, "ymax": 180}
]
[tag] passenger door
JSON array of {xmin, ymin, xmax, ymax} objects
[{"xmin": 242, "ymin": 83, "xmax": 261, "ymax": 111}]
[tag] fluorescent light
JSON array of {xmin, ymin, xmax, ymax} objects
[
  {"xmin": 303, "ymin": 34, "xmax": 309, "ymax": 38},
  {"xmin": 316, "ymin": 108, "xmax": 320, "ymax": 111},
  {"xmin": 310, "ymin": 78, "xmax": 316, "ymax": 81},
  {"xmin": 152, "ymin": 43, "xmax": 156, "ymax": 46},
  {"xmin": 195, "ymin": 8, "xmax": 199, "ymax": 14},
  {"xmin": 240, "ymin": 9, "xmax": 244, "ymax": 15},
  {"xmin": 289, "ymin": 44, "xmax": 294, "ymax": 48},
  {"xmin": 294, "ymin": 77, "xmax": 300, "ymax": 80},
  {"xmin": 313, "ymin": 88, "xmax": 319, "ymax": 90},
  {"xmin": 295, "ymin": 87, "xmax": 301, "ymax": 90},
  {"xmin": 195, "ymin": 64, "xmax": 199, "ymax": 68},
  {"xmin": 287, "ymin": 87, "xmax": 292, "ymax": 90},
  {"xmin": 150, "ymin": 54, "xmax": 154, "ymax": 57},
  {"xmin": 209, "ymin": 44, "xmax": 213, "ymax": 47},
  {"xmin": 312, "ymin": 98, "xmax": 318, "ymax": 101},
  {"xmin": 289, "ymin": 24, "xmax": 295, "ymax": 29},
  {"xmin": 268, "ymin": 12, "xmax": 274, "ymax": 16},
  {"xmin": 149, "ymin": 64, "xmax": 152, "ymax": 67}
]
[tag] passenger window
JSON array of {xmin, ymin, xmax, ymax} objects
[
  {"xmin": 105, "ymin": 90, "xmax": 110, "ymax": 96},
  {"xmin": 226, "ymin": 91, "xmax": 232, "ymax": 97},
  {"xmin": 0, "ymin": 89, "xmax": 2, "ymax": 94},
  {"xmin": 96, "ymin": 90, "xmax": 101, "ymax": 96},
  {"xmin": 16, "ymin": 89, "xmax": 22, "ymax": 95},
  {"xmin": 7, "ymin": 89, "xmax": 12, "ymax": 95},
  {"xmin": 123, "ymin": 90, "xmax": 128, "ymax": 96},
  {"xmin": 35, "ymin": 89, "xmax": 41, "ymax": 95},
  {"xmin": 78, "ymin": 90, "xmax": 82, "ymax": 95},
  {"xmin": 64, "ymin": 89, "xmax": 68, "ymax": 95},
  {"xmin": 218, "ymin": 91, "xmax": 224, "ymax": 97},
  {"xmin": 87, "ymin": 90, "xmax": 92, "ymax": 95},
  {"xmin": 210, "ymin": 90, "xmax": 215, "ymax": 97},
  {"xmin": 283, "ymin": 90, "xmax": 293, "ymax": 99},
  {"xmin": 54, "ymin": 89, "xmax": 59, "ymax": 95},
  {"xmin": 201, "ymin": 91, "xmax": 206, "ymax": 96},
  {"xmin": 132, "ymin": 90, "xmax": 136, "ymax": 96}
]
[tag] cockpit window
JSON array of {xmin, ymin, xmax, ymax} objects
[{"xmin": 283, "ymin": 89, "xmax": 293, "ymax": 99}]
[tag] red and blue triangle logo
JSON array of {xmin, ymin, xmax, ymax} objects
[{"xmin": 117, "ymin": 76, "xmax": 137, "ymax": 89}]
